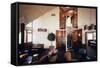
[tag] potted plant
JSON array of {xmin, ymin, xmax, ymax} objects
[{"xmin": 47, "ymin": 33, "xmax": 55, "ymax": 46}]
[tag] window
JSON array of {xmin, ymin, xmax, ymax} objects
[{"xmin": 25, "ymin": 22, "xmax": 33, "ymax": 43}]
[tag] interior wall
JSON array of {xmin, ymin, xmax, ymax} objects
[
  {"xmin": 32, "ymin": 7, "xmax": 59, "ymax": 48},
  {"xmin": 78, "ymin": 8, "xmax": 96, "ymax": 44}
]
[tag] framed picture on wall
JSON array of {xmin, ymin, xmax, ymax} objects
[{"xmin": 11, "ymin": 2, "xmax": 97, "ymax": 66}]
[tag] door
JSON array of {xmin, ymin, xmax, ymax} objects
[{"xmin": 72, "ymin": 29, "xmax": 82, "ymax": 48}]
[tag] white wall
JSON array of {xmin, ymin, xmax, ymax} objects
[
  {"xmin": 78, "ymin": 8, "xmax": 96, "ymax": 44},
  {"xmin": 32, "ymin": 7, "xmax": 59, "ymax": 48},
  {"xmin": 78, "ymin": 8, "xmax": 96, "ymax": 29}
]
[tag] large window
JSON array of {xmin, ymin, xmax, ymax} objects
[{"xmin": 25, "ymin": 22, "xmax": 33, "ymax": 43}]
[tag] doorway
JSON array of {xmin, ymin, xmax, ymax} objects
[{"xmin": 56, "ymin": 7, "xmax": 78, "ymax": 51}]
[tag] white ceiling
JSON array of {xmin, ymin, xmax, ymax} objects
[{"xmin": 19, "ymin": 4, "xmax": 56, "ymax": 24}]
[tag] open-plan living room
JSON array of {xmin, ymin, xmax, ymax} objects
[{"xmin": 18, "ymin": 4, "xmax": 97, "ymax": 65}]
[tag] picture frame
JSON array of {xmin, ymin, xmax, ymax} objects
[{"xmin": 11, "ymin": 2, "xmax": 97, "ymax": 66}]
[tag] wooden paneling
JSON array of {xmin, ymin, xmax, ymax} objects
[
  {"xmin": 59, "ymin": 7, "xmax": 78, "ymax": 29},
  {"xmin": 56, "ymin": 30, "xmax": 66, "ymax": 51}
]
